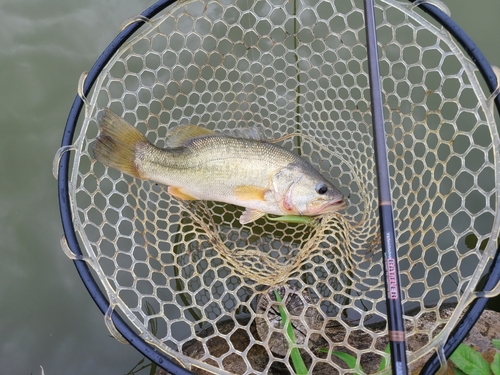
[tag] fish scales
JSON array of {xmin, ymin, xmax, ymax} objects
[{"xmin": 137, "ymin": 135, "xmax": 302, "ymax": 199}]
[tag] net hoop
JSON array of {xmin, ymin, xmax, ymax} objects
[{"xmin": 55, "ymin": 0, "xmax": 500, "ymax": 373}]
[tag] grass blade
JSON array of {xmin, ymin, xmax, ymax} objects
[
  {"xmin": 274, "ymin": 290, "xmax": 308, "ymax": 375},
  {"xmin": 331, "ymin": 351, "xmax": 358, "ymax": 370},
  {"xmin": 379, "ymin": 343, "xmax": 391, "ymax": 371}
]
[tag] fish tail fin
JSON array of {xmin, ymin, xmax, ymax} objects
[{"xmin": 93, "ymin": 108, "xmax": 148, "ymax": 178}]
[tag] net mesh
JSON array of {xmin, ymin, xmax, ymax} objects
[{"xmin": 63, "ymin": 0, "xmax": 500, "ymax": 373}]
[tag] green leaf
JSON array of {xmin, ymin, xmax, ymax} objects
[
  {"xmin": 273, "ymin": 291, "xmax": 295, "ymax": 344},
  {"xmin": 290, "ymin": 348, "xmax": 308, "ymax": 375},
  {"xmin": 273, "ymin": 290, "xmax": 308, "ymax": 375},
  {"xmin": 492, "ymin": 339, "xmax": 500, "ymax": 351},
  {"xmin": 331, "ymin": 351, "xmax": 357, "ymax": 370},
  {"xmin": 492, "ymin": 352, "xmax": 500, "ymax": 375},
  {"xmin": 379, "ymin": 343, "xmax": 391, "ymax": 371},
  {"xmin": 454, "ymin": 368, "xmax": 468, "ymax": 375},
  {"xmin": 450, "ymin": 344, "xmax": 491, "ymax": 375}
]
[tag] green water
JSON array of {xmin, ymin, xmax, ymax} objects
[{"xmin": 0, "ymin": 0, "xmax": 498, "ymax": 374}]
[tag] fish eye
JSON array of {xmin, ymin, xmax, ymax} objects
[{"xmin": 316, "ymin": 184, "xmax": 328, "ymax": 195}]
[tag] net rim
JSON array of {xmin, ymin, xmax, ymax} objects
[{"xmin": 55, "ymin": 0, "xmax": 500, "ymax": 373}]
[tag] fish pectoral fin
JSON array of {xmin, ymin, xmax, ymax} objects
[
  {"xmin": 233, "ymin": 185, "xmax": 267, "ymax": 201},
  {"xmin": 166, "ymin": 125, "xmax": 217, "ymax": 147},
  {"xmin": 239, "ymin": 208, "xmax": 265, "ymax": 224},
  {"xmin": 168, "ymin": 186, "xmax": 197, "ymax": 200}
]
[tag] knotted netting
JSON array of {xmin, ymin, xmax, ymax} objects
[{"xmin": 54, "ymin": 0, "xmax": 500, "ymax": 373}]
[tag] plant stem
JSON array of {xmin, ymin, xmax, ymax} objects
[{"xmin": 274, "ymin": 290, "xmax": 308, "ymax": 374}]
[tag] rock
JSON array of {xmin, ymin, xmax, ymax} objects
[
  {"xmin": 411, "ymin": 308, "xmax": 500, "ymax": 374},
  {"xmin": 157, "ymin": 307, "xmax": 500, "ymax": 374}
]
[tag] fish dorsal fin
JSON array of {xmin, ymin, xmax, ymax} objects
[
  {"xmin": 166, "ymin": 125, "xmax": 217, "ymax": 147},
  {"xmin": 226, "ymin": 126, "xmax": 267, "ymax": 141}
]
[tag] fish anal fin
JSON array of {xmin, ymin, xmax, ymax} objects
[
  {"xmin": 239, "ymin": 208, "xmax": 265, "ymax": 224},
  {"xmin": 166, "ymin": 125, "xmax": 217, "ymax": 147},
  {"xmin": 233, "ymin": 185, "xmax": 267, "ymax": 201},
  {"xmin": 168, "ymin": 186, "xmax": 197, "ymax": 200}
]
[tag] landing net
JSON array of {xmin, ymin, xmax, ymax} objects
[{"xmin": 54, "ymin": 0, "xmax": 500, "ymax": 373}]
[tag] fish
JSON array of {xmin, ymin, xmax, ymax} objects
[{"xmin": 93, "ymin": 108, "xmax": 347, "ymax": 224}]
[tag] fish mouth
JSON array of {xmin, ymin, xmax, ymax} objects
[{"xmin": 314, "ymin": 198, "xmax": 348, "ymax": 214}]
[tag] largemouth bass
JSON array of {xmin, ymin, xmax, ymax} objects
[{"xmin": 93, "ymin": 108, "xmax": 347, "ymax": 224}]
